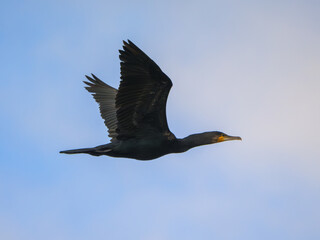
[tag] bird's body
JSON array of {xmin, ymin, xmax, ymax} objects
[
  {"xmin": 60, "ymin": 40, "xmax": 241, "ymax": 160},
  {"xmin": 72, "ymin": 136, "xmax": 174, "ymax": 160}
]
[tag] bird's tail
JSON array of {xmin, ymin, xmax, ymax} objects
[
  {"xmin": 60, "ymin": 148, "xmax": 97, "ymax": 155},
  {"xmin": 60, "ymin": 145, "xmax": 112, "ymax": 156}
]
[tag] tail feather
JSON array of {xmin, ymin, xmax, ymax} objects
[
  {"xmin": 60, "ymin": 145, "xmax": 112, "ymax": 156},
  {"xmin": 60, "ymin": 148, "xmax": 95, "ymax": 155}
]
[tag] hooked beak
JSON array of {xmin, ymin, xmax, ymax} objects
[{"xmin": 217, "ymin": 135, "xmax": 242, "ymax": 142}]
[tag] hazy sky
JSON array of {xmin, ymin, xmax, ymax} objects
[{"xmin": 1, "ymin": 0, "xmax": 320, "ymax": 239}]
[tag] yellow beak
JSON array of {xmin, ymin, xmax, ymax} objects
[{"xmin": 218, "ymin": 135, "xmax": 242, "ymax": 142}]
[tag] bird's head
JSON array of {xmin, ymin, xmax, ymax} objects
[
  {"xmin": 177, "ymin": 131, "xmax": 242, "ymax": 153},
  {"xmin": 210, "ymin": 131, "xmax": 242, "ymax": 143}
]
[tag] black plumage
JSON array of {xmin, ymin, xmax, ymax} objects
[{"xmin": 60, "ymin": 40, "xmax": 241, "ymax": 160}]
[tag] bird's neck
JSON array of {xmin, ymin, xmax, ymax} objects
[{"xmin": 174, "ymin": 133, "xmax": 214, "ymax": 153}]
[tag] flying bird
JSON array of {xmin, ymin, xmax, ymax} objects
[{"xmin": 60, "ymin": 40, "xmax": 241, "ymax": 160}]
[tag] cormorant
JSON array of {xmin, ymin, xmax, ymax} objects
[{"xmin": 60, "ymin": 40, "xmax": 241, "ymax": 160}]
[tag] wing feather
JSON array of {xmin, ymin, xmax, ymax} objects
[
  {"xmin": 84, "ymin": 74, "xmax": 118, "ymax": 141},
  {"xmin": 115, "ymin": 40, "xmax": 174, "ymax": 140},
  {"xmin": 83, "ymin": 40, "xmax": 175, "ymax": 142}
]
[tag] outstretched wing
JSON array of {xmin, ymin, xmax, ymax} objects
[
  {"xmin": 84, "ymin": 74, "xmax": 118, "ymax": 141},
  {"xmin": 116, "ymin": 40, "xmax": 174, "ymax": 140}
]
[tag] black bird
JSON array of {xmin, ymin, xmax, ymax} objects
[{"xmin": 60, "ymin": 40, "xmax": 241, "ymax": 160}]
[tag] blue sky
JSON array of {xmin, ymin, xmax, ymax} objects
[{"xmin": 1, "ymin": 0, "xmax": 320, "ymax": 239}]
